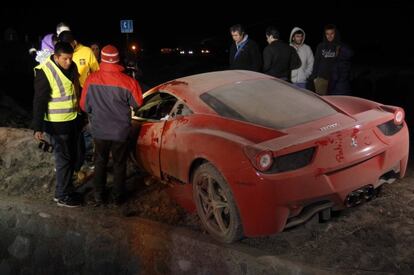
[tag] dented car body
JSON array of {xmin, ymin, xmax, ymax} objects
[{"xmin": 130, "ymin": 70, "xmax": 409, "ymax": 243}]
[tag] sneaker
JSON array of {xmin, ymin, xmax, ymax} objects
[
  {"xmin": 57, "ymin": 196, "xmax": 81, "ymax": 208},
  {"xmin": 53, "ymin": 197, "xmax": 59, "ymax": 202}
]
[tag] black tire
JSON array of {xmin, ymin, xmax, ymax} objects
[{"xmin": 192, "ymin": 163, "xmax": 243, "ymax": 243}]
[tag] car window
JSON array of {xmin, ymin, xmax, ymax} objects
[
  {"xmin": 170, "ymin": 101, "xmax": 193, "ymax": 118},
  {"xmin": 200, "ymin": 79, "xmax": 337, "ymax": 129},
  {"xmin": 135, "ymin": 91, "xmax": 178, "ymax": 120}
]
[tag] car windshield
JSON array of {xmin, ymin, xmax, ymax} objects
[{"xmin": 200, "ymin": 79, "xmax": 338, "ymax": 129}]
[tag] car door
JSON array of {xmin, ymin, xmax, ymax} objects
[
  {"xmin": 134, "ymin": 91, "xmax": 178, "ymax": 178},
  {"xmin": 159, "ymin": 101, "xmax": 193, "ymax": 180}
]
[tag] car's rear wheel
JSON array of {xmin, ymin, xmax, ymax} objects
[{"xmin": 192, "ymin": 163, "xmax": 243, "ymax": 243}]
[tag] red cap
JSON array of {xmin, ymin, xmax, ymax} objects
[{"xmin": 101, "ymin": 44, "xmax": 119, "ymax": 63}]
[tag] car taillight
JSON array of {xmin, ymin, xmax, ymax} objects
[
  {"xmin": 244, "ymin": 146, "xmax": 315, "ymax": 173},
  {"xmin": 255, "ymin": 151, "xmax": 273, "ymax": 172},
  {"xmin": 268, "ymin": 147, "xmax": 315, "ymax": 173},
  {"xmin": 394, "ymin": 109, "xmax": 404, "ymax": 125},
  {"xmin": 377, "ymin": 105, "xmax": 405, "ymax": 136},
  {"xmin": 244, "ymin": 146, "xmax": 273, "ymax": 172},
  {"xmin": 380, "ymin": 105, "xmax": 405, "ymax": 125}
]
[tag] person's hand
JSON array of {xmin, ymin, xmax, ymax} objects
[{"xmin": 34, "ymin": 131, "xmax": 44, "ymax": 142}]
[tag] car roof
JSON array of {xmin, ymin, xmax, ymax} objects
[{"xmin": 153, "ymin": 70, "xmax": 273, "ymax": 114}]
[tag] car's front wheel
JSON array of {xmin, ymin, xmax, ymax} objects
[{"xmin": 192, "ymin": 163, "xmax": 243, "ymax": 243}]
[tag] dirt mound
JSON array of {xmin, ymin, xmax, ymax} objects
[
  {"xmin": 0, "ymin": 127, "xmax": 194, "ymax": 227},
  {"xmin": 0, "ymin": 128, "xmax": 55, "ymax": 199}
]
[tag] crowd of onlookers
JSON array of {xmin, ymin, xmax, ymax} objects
[{"xmin": 228, "ymin": 23, "xmax": 353, "ymax": 96}]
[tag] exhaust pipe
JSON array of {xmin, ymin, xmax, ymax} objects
[
  {"xmin": 378, "ymin": 170, "xmax": 399, "ymax": 185},
  {"xmin": 345, "ymin": 185, "xmax": 375, "ymax": 207}
]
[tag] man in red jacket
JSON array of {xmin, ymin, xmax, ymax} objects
[{"xmin": 80, "ymin": 45, "xmax": 143, "ymax": 205}]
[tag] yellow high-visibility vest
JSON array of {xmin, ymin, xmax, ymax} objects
[{"xmin": 35, "ymin": 59, "xmax": 78, "ymax": 122}]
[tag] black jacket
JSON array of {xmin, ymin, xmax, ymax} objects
[
  {"xmin": 229, "ymin": 38, "xmax": 262, "ymax": 72},
  {"xmin": 311, "ymin": 29, "xmax": 344, "ymax": 80},
  {"xmin": 328, "ymin": 44, "xmax": 354, "ymax": 95},
  {"xmin": 312, "ymin": 42, "xmax": 339, "ymax": 80},
  {"xmin": 263, "ymin": 40, "xmax": 301, "ymax": 79},
  {"xmin": 32, "ymin": 55, "xmax": 80, "ymax": 134}
]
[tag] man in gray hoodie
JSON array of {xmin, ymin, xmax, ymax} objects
[{"xmin": 289, "ymin": 27, "xmax": 314, "ymax": 89}]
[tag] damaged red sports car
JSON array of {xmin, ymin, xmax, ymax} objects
[{"xmin": 130, "ymin": 70, "xmax": 409, "ymax": 243}]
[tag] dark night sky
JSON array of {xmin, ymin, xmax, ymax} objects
[
  {"xmin": 1, "ymin": 1, "xmax": 414, "ymax": 111},
  {"xmin": 1, "ymin": 1, "xmax": 414, "ymax": 65}
]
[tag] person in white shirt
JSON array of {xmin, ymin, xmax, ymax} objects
[{"xmin": 289, "ymin": 27, "xmax": 314, "ymax": 89}]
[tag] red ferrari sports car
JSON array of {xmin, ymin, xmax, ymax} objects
[{"xmin": 130, "ymin": 70, "xmax": 409, "ymax": 243}]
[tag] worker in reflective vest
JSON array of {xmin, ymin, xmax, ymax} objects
[{"xmin": 32, "ymin": 41, "xmax": 82, "ymax": 208}]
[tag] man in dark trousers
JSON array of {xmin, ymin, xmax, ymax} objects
[
  {"xmin": 311, "ymin": 24, "xmax": 353, "ymax": 95},
  {"xmin": 80, "ymin": 45, "xmax": 143, "ymax": 205},
  {"xmin": 263, "ymin": 26, "xmax": 301, "ymax": 81},
  {"xmin": 229, "ymin": 24, "xmax": 262, "ymax": 71},
  {"xmin": 32, "ymin": 41, "xmax": 81, "ymax": 207}
]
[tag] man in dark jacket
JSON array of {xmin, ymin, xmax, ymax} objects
[
  {"xmin": 32, "ymin": 42, "xmax": 81, "ymax": 207},
  {"xmin": 229, "ymin": 24, "xmax": 262, "ymax": 71},
  {"xmin": 311, "ymin": 24, "xmax": 353, "ymax": 95},
  {"xmin": 80, "ymin": 45, "xmax": 143, "ymax": 205},
  {"xmin": 328, "ymin": 41, "xmax": 353, "ymax": 95},
  {"xmin": 263, "ymin": 26, "xmax": 301, "ymax": 81}
]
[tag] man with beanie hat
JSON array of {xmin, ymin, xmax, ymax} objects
[{"xmin": 80, "ymin": 45, "xmax": 143, "ymax": 205}]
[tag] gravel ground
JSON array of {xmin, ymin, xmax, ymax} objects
[{"xmin": 1, "ymin": 125, "xmax": 413, "ymax": 274}]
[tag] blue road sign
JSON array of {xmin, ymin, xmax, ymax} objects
[{"xmin": 120, "ymin": 20, "xmax": 133, "ymax": 33}]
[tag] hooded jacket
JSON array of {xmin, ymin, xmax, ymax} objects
[
  {"xmin": 289, "ymin": 27, "xmax": 314, "ymax": 84},
  {"xmin": 311, "ymin": 28, "xmax": 343, "ymax": 80},
  {"xmin": 80, "ymin": 62, "xmax": 143, "ymax": 141},
  {"xmin": 328, "ymin": 44, "xmax": 354, "ymax": 94},
  {"xmin": 35, "ymin": 33, "xmax": 55, "ymax": 64}
]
